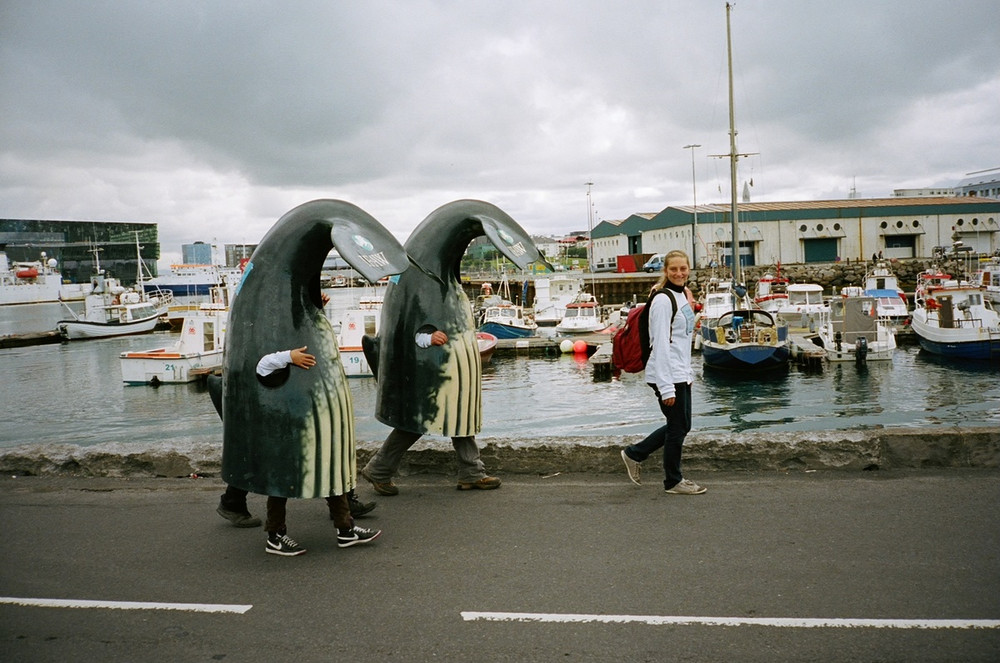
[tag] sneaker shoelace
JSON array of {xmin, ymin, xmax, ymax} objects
[{"xmin": 276, "ymin": 534, "xmax": 300, "ymax": 548}]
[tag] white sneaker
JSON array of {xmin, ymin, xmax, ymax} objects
[
  {"xmin": 620, "ymin": 450, "xmax": 641, "ymax": 485},
  {"xmin": 665, "ymin": 479, "xmax": 706, "ymax": 495}
]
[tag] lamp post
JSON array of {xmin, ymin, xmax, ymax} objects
[{"xmin": 683, "ymin": 144, "xmax": 701, "ymax": 265}]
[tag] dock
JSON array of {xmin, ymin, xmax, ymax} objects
[{"xmin": 0, "ymin": 330, "xmax": 62, "ymax": 349}]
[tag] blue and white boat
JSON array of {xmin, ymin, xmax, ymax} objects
[
  {"xmin": 701, "ymin": 308, "xmax": 790, "ymax": 371},
  {"xmin": 143, "ymin": 263, "xmax": 243, "ymax": 298},
  {"xmin": 862, "ymin": 260, "xmax": 909, "ymax": 328},
  {"xmin": 910, "ymin": 283, "xmax": 1000, "ymax": 360},
  {"xmin": 479, "ymin": 301, "xmax": 537, "ymax": 339}
]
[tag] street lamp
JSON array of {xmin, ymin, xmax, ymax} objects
[{"xmin": 683, "ymin": 144, "xmax": 701, "ymax": 265}]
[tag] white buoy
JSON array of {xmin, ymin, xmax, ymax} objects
[{"xmin": 559, "ymin": 339, "xmax": 574, "ymax": 353}]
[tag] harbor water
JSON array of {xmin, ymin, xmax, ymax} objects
[{"xmin": 1, "ymin": 293, "xmax": 997, "ymax": 451}]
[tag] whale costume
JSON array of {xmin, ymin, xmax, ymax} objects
[
  {"xmin": 361, "ymin": 200, "xmax": 548, "ymax": 491},
  {"xmin": 222, "ymin": 199, "xmax": 408, "ymax": 501}
]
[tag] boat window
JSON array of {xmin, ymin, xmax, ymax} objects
[
  {"xmin": 364, "ymin": 315, "xmax": 377, "ymax": 336},
  {"xmin": 204, "ymin": 321, "xmax": 215, "ymax": 351}
]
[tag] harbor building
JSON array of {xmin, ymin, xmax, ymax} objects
[
  {"xmin": 0, "ymin": 218, "xmax": 160, "ymax": 285},
  {"xmin": 591, "ymin": 197, "xmax": 1000, "ymax": 271}
]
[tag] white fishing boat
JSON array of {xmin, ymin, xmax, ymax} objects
[
  {"xmin": 57, "ymin": 236, "xmax": 173, "ymax": 340},
  {"xmin": 971, "ymin": 256, "xmax": 1000, "ymax": 305},
  {"xmin": 532, "ymin": 273, "xmax": 587, "ymax": 326},
  {"xmin": 910, "ymin": 283, "xmax": 1000, "ymax": 361},
  {"xmin": 752, "ymin": 268, "xmax": 789, "ymax": 314},
  {"xmin": 862, "ymin": 260, "xmax": 909, "ymax": 327},
  {"xmin": 812, "ymin": 295, "xmax": 896, "ymax": 362},
  {"xmin": 0, "ymin": 249, "xmax": 63, "ymax": 306},
  {"xmin": 119, "ymin": 279, "xmax": 235, "ymax": 384},
  {"xmin": 555, "ymin": 293, "xmax": 604, "ymax": 334},
  {"xmin": 775, "ymin": 283, "xmax": 828, "ymax": 328},
  {"xmin": 337, "ymin": 294, "xmax": 383, "ymax": 377}
]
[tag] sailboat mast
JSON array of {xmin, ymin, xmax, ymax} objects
[{"xmin": 726, "ymin": 2, "xmax": 741, "ymax": 286}]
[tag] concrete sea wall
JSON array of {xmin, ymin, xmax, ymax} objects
[{"xmin": 2, "ymin": 427, "xmax": 997, "ymax": 479}]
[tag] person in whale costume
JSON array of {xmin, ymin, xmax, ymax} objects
[
  {"xmin": 222, "ymin": 199, "xmax": 409, "ymax": 556},
  {"xmin": 360, "ymin": 200, "xmax": 549, "ymax": 495}
]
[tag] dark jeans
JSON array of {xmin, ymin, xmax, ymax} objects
[{"xmin": 624, "ymin": 382, "xmax": 692, "ymax": 490}]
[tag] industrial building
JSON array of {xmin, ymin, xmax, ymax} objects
[
  {"xmin": 591, "ymin": 197, "xmax": 1000, "ymax": 271},
  {"xmin": 0, "ymin": 218, "xmax": 160, "ymax": 285}
]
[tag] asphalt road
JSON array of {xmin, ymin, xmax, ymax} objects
[{"xmin": 2, "ymin": 469, "xmax": 999, "ymax": 662}]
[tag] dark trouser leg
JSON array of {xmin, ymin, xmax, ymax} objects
[
  {"xmin": 452, "ymin": 436, "xmax": 487, "ymax": 481},
  {"xmin": 625, "ymin": 383, "xmax": 691, "ymax": 489},
  {"xmin": 661, "ymin": 382, "xmax": 692, "ymax": 490},
  {"xmin": 325, "ymin": 495, "xmax": 354, "ymax": 531},
  {"xmin": 265, "ymin": 496, "xmax": 287, "ymax": 534},
  {"xmin": 364, "ymin": 428, "xmax": 422, "ymax": 481},
  {"xmin": 220, "ymin": 485, "xmax": 249, "ymax": 513}
]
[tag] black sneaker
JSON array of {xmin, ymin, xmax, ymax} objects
[
  {"xmin": 346, "ymin": 490, "xmax": 377, "ymax": 518},
  {"xmin": 217, "ymin": 503, "xmax": 262, "ymax": 528},
  {"xmin": 266, "ymin": 532, "xmax": 306, "ymax": 556},
  {"xmin": 337, "ymin": 526, "xmax": 382, "ymax": 548}
]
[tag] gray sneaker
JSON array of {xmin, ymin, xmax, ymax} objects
[
  {"xmin": 620, "ymin": 450, "xmax": 641, "ymax": 485},
  {"xmin": 665, "ymin": 479, "xmax": 706, "ymax": 495}
]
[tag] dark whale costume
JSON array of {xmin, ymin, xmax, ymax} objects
[
  {"xmin": 367, "ymin": 199, "xmax": 546, "ymax": 436},
  {"xmin": 359, "ymin": 200, "xmax": 549, "ymax": 494},
  {"xmin": 222, "ymin": 199, "xmax": 408, "ymax": 500}
]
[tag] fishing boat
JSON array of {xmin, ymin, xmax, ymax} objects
[
  {"xmin": 811, "ymin": 295, "xmax": 896, "ymax": 362},
  {"xmin": 56, "ymin": 238, "xmax": 173, "ymax": 340},
  {"xmin": 971, "ymin": 256, "xmax": 1000, "ymax": 305},
  {"xmin": 775, "ymin": 283, "xmax": 829, "ymax": 328},
  {"xmin": 532, "ymin": 273, "xmax": 588, "ymax": 326},
  {"xmin": 862, "ymin": 260, "xmax": 909, "ymax": 327},
  {"xmin": 0, "ymin": 249, "xmax": 63, "ymax": 306},
  {"xmin": 337, "ymin": 294, "xmax": 384, "ymax": 377},
  {"xmin": 910, "ymin": 283, "xmax": 1000, "ymax": 360},
  {"xmin": 752, "ymin": 268, "xmax": 789, "ymax": 314},
  {"xmin": 119, "ymin": 278, "xmax": 235, "ymax": 384},
  {"xmin": 554, "ymin": 293, "xmax": 604, "ymax": 334},
  {"xmin": 479, "ymin": 301, "xmax": 537, "ymax": 339},
  {"xmin": 698, "ymin": 3, "xmax": 790, "ymax": 373},
  {"xmin": 476, "ymin": 275, "xmax": 537, "ymax": 339}
]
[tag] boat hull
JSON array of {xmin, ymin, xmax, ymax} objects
[
  {"xmin": 120, "ymin": 349, "xmax": 224, "ymax": 384},
  {"xmin": 910, "ymin": 321, "xmax": 1000, "ymax": 360},
  {"xmin": 701, "ymin": 342, "xmax": 790, "ymax": 371},
  {"xmin": 57, "ymin": 314, "xmax": 162, "ymax": 340},
  {"xmin": 480, "ymin": 321, "xmax": 535, "ymax": 339}
]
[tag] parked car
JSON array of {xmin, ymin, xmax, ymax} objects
[{"xmin": 643, "ymin": 254, "xmax": 664, "ymax": 272}]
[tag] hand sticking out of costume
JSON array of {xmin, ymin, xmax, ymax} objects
[
  {"xmin": 256, "ymin": 346, "xmax": 316, "ymax": 385},
  {"xmin": 415, "ymin": 326, "xmax": 448, "ymax": 348},
  {"xmin": 289, "ymin": 346, "xmax": 316, "ymax": 369}
]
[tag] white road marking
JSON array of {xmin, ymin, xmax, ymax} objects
[
  {"xmin": 0, "ymin": 597, "xmax": 252, "ymax": 614},
  {"xmin": 461, "ymin": 611, "xmax": 1000, "ymax": 630}
]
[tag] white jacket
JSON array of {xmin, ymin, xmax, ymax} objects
[{"xmin": 643, "ymin": 288, "xmax": 695, "ymax": 399}]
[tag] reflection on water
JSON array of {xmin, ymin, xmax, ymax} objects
[{"xmin": 1, "ymin": 295, "xmax": 998, "ymax": 449}]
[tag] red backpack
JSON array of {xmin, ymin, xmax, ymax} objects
[{"xmin": 611, "ymin": 289, "xmax": 677, "ymax": 373}]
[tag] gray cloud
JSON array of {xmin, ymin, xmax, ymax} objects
[{"xmin": 2, "ymin": 0, "xmax": 998, "ymax": 264}]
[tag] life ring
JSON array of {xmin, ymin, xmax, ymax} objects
[{"xmin": 756, "ymin": 328, "xmax": 775, "ymax": 344}]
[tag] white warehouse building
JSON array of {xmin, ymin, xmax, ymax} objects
[{"xmin": 591, "ymin": 197, "xmax": 1000, "ymax": 271}]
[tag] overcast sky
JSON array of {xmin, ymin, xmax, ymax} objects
[{"xmin": 2, "ymin": 1, "xmax": 998, "ymax": 266}]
